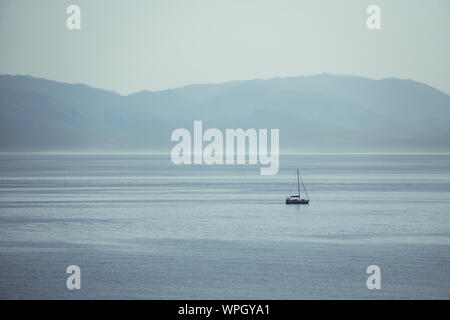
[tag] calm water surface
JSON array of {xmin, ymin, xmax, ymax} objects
[{"xmin": 0, "ymin": 154, "xmax": 449, "ymax": 299}]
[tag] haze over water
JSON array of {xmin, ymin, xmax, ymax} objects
[{"xmin": 0, "ymin": 154, "xmax": 449, "ymax": 299}]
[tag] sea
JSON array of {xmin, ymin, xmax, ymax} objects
[{"xmin": 0, "ymin": 154, "xmax": 449, "ymax": 299}]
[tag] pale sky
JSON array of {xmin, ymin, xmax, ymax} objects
[{"xmin": 1, "ymin": 0, "xmax": 449, "ymax": 95}]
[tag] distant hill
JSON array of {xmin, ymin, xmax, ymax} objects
[{"xmin": 1, "ymin": 74, "xmax": 449, "ymax": 153}]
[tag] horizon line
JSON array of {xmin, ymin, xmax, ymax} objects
[{"xmin": 1, "ymin": 152, "xmax": 450, "ymax": 156}]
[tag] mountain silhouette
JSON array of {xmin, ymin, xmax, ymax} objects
[{"xmin": 1, "ymin": 74, "xmax": 449, "ymax": 153}]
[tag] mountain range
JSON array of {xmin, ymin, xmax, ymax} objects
[{"xmin": 1, "ymin": 73, "xmax": 449, "ymax": 153}]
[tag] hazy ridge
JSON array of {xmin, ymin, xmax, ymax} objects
[{"xmin": 1, "ymin": 74, "xmax": 450, "ymax": 153}]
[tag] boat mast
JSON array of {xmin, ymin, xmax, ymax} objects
[
  {"xmin": 299, "ymin": 171, "xmax": 309, "ymax": 200},
  {"xmin": 297, "ymin": 169, "xmax": 301, "ymax": 198}
]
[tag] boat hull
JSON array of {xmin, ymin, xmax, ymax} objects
[{"xmin": 285, "ymin": 198, "xmax": 309, "ymax": 205}]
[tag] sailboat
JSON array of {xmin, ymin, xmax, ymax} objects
[{"xmin": 285, "ymin": 169, "xmax": 310, "ymax": 204}]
